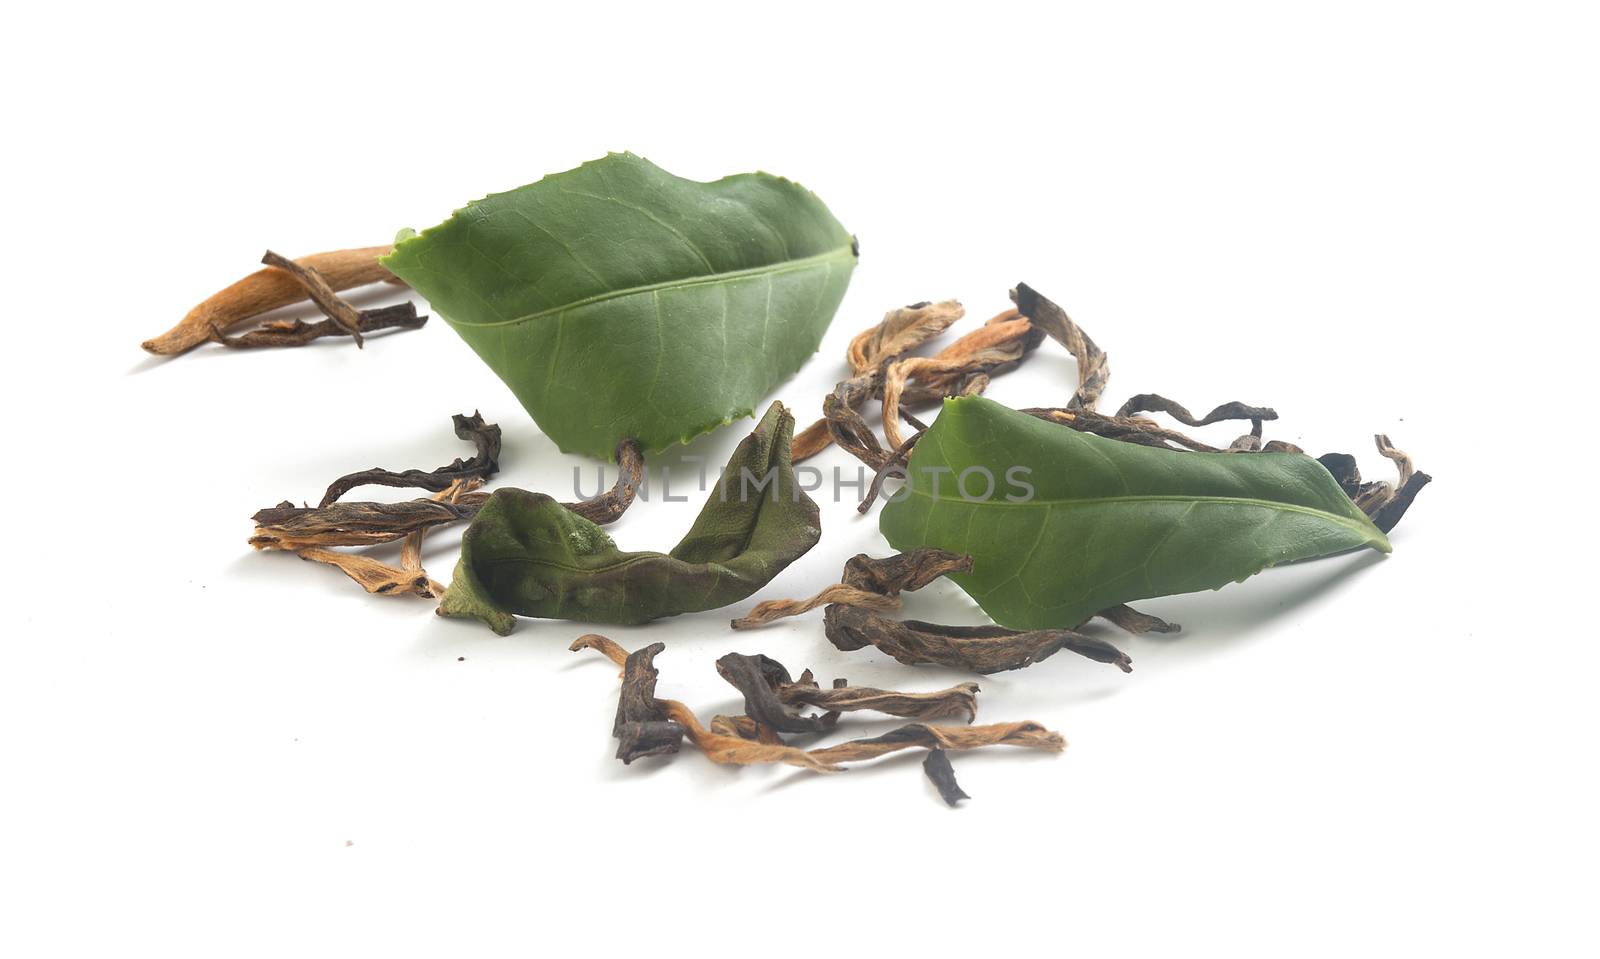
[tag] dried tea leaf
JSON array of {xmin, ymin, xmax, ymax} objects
[
  {"xmin": 923, "ymin": 749, "xmax": 970, "ymax": 806},
  {"xmin": 613, "ymin": 642, "xmax": 685, "ymax": 764},
  {"xmin": 741, "ymin": 547, "xmax": 1131, "ymax": 674},
  {"xmin": 1095, "ymin": 604, "xmax": 1182, "ymax": 635},
  {"xmin": 381, "ymin": 152, "xmax": 858, "ymax": 459},
  {"xmin": 779, "ymin": 674, "xmax": 980, "ymax": 723},
  {"xmin": 143, "ymin": 245, "xmax": 397, "ymax": 356},
  {"xmin": 732, "ymin": 547, "xmax": 972, "ymax": 629},
  {"xmin": 251, "ymin": 491, "xmax": 487, "ymax": 550},
  {"xmin": 260, "ymin": 250, "xmax": 367, "ymax": 344},
  {"xmin": 439, "ymin": 402, "xmax": 820, "ymax": 634},
  {"xmin": 880, "ymin": 396, "xmax": 1391, "ymax": 631},
  {"xmin": 825, "ymin": 605, "xmax": 1133, "ymax": 674},
  {"xmin": 1010, "ymin": 282, "xmax": 1108, "ymax": 410},
  {"xmin": 318, "ymin": 412, "xmax": 502, "ymax": 507},
  {"xmin": 715, "ymin": 653, "xmax": 836, "ymax": 735},
  {"xmin": 807, "ymin": 720, "xmax": 1064, "ymax": 764},
  {"xmin": 847, "ymin": 300, "xmax": 966, "ymax": 375},
  {"xmin": 572, "ymin": 637, "xmax": 1062, "ymax": 779},
  {"xmin": 209, "ymin": 302, "xmax": 426, "ymax": 349}
]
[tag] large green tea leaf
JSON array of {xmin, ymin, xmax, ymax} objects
[
  {"xmin": 381, "ymin": 153, "xmax": 857, "ymax": 459},
  {"xmin": 439, "ymin": 402, "xmax": 820, "ymax": 634},
  {"xmin": 879, "ymin": 396, "xmax": 1391, "ymax": 630}
]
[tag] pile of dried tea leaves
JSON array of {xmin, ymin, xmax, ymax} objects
[
  {"xmin": 154, "ymin": 156, "xmax": 1430, "ymax": 806},
  {"xmin": 570, "ymin": 634, "xmax": 1061, "ymax": 804}
]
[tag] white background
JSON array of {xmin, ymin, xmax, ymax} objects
[{"xmin": 4, "ymin": 2, "xmax": 1597, "ymax": 955}]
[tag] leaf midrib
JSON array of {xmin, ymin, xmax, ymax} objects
[
  {"xmin": 440, "ymin": 246, "xmax": 856, "ymax": 329},
  {"xmin": 897, "ymin": 489, "xmax": 1387, "ymax": 546}
]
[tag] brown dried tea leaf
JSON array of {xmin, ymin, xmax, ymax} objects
[
  {"xmin": 1095, "ymin": 604, "xmax": 1182, "ymax": 636},
  {"xmin": 923, "ymin": 748, "xmax": 970, "ymax": 806},
  {"xmin": 654, "ymin": 698, "xmax": 842, "ymax": 772},
  {"xmin": 318, "ymin": 412, "xmax": 502, "ymax": 507},
  {"xmin": 279, "ymin": 480, "xmax": 471, "ymax": 599},
  {"xmin": 807, "ymin": 720, "xmax": 1065, "ymax": 764},
  {"xmin": 730, "ymin": 585, "xmax": 900, "ymax": 630},
  {"xmin": 1010, "ymin": 282, "xmax": 1108, "ymax": 410},
  {"xmin": 779, "ymin": 673, "xmax": 980, "ymax": 723},
  {"xmin": 882, "ymin": 315, "xmax": 1043, "ymax": 449},
  {"xmin": 295, "ymin": 547, "xmax": 441, "ymax": 598},
  {"xmin": 732, "ymin": 547, "xmax": 972, "ymax": 630},
  {"xmin": 209, "ymin": 302, "xmax": 426, "ymax": 349},
  {"xmin": 612, "ymin": 642, "xmax": 685, "ymax": 764},
  {"xmin": 260, "ymin": 250, "xmax": 368, "ymax": 345},
  {"xmin": 143, "ymin": 244, "xmax": 398, "ymax": 356},
  {"xmin": 848, "ymin": 300, "xmax": 967, "ymax": 375},
  {"xmin": 250, "ymin": 498, "xmax": 480, "ymax": 550},
  {"xmin": 708, "ymin": 715, "xmax": 786, "ymax": 745},
  {"xmin": 250, "ymin": 488, "xmax": 488, "ymax": 550},
  {"xmin": 825, "ymin": 606, "xmax": 1133, "ymax": 674}
]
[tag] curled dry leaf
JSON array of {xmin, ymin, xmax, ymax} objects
[
  {"xmin": 318, "ymin": 412, "xmax": 502, "ymax": 507},
  {"xmin": 826, "ymin": 607, "xmax": 1134, "ymax": 674},
  {"xmin": 1010, "ymin": 282, "xmax": 1108, "ymax": 411},
  {"xmin": 716, "ymin": 652, "xmax": 982, "ymax": 731},
  {"xmin": 778, "ymin": 671, "xmax": 980, "ymax": 723},
  {"xmin": 613, "ymin": 642, "xmax": 686, "ymax": 764},
  {"xmin": 259, "ymin": 250, "xmax": 368, "ymax": 345},
  {"xmin": 210, "ymin": 302, "xmax": 426, "ymax": 349},
  {"xmin": 715, "ymin": 653, "xmax": 837, "ymax": 735},
  {"xmin": 881, "ymin": 314, "xmax": 1041, "ymax": 448},
  {"xmin": 143, "ymin": 245, "xmax": 400, "ymax": 355}
]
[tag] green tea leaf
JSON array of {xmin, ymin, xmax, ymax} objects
[
  {"xmin": 439, "ymin": 402, "xmax": 820, "ymax": 634},
  {"xmin": 381, "ymin": 153, "xmax": 857, "ymax": 459},
  {"xmin": 879, "ymin": 396, "xmax": 1390, "ymax": 630}
]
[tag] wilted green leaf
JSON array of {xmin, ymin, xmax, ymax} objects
[
  {"xmin": 879, "ymin": 396, "xmax": 1390, "ymax": 630},
  {"xmin": 381, "ymin": 153, "xmax": 857, "ymax": 459},
  {"xmin": 439, "ymin": 402, "xmax": 820, "ymax": 634}
]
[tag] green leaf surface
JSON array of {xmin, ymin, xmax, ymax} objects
[
  {"xmin": 381, "ymin": 153, "xmax": 857, "ymax": 459},
  {"xmin": 439, "ymin": 402, "xmax": 820, "ymax": 634},
  {"xmin": 879, "ymin": 396, "xmax": 1391, "ymax": 630}
]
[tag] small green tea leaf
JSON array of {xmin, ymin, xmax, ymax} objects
[
  {"xmin": 439, "ymin": 402, "xmax": 820, "ymax": 634},
  {"xmin": 879, "ymin": 396, "xmax": 1390, "ymax": 630},
  {"xmin": 381, "ymin": 153, "xmax": 857, "ymax": 459}
]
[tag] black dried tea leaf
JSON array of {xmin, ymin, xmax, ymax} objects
[
  {"xmin": 319, "ymin": 412, "xmax": 503, "ymax": 507},
  {"xmin": 1117, "ymin": 393, "xmax": 1277, "ymax": 434},
  {"xmin": 923, "ymin": 748, "xmax": 970, "ymax": 806},
  {"xmin": 613, "ymin": 642, "xmax": 684, "ymax": 764},
  {"xmin": 716, "ymin": 653, "xmax": 835, "ymax": 735},
  {"xmin": 825, "ymin": 606, "xmax": 1133, "ymax": 674}
]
